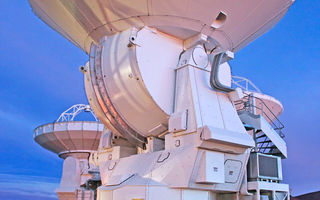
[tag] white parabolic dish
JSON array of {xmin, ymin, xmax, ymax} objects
[
  {"xmin": 34, "ymin": 121, "xmax": 104, "ymax": 157},
  {"xmin": 29, "ymin": 0, "xmax": 294, "ymax": 53}
]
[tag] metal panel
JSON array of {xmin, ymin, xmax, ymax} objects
[
  {"xmin": 148, "ymin": 187, "xmax": 180, "ymax": 200},
  {"xmin": 97, "ymin": 189, "xmax": 112, "ymax": 200},
  {"xmin": 112, "ymin": 186, "xmax": 145, "ymax": 200},
  {"xmin": 82, "ymin": 122, "xmax": 100, "ymax": 131},
  {"xmin": 182, "ymin": 189, "xmax": 209, "ymax": 200},
  {"xmin": 196, "ymin": 151, "xmax": 225, "ymax": 184},
  {"xmin": 43, "ymin": 123, "xmax": 54, "ymax": 133},
  {"xmin": 67, "ymin": 121, "xmax": 82, "ymax": 131},
  {"xmin": 136, "ymin": 27, "xmax": 183, "ymax": 115},
  {"xmin": 224, "ymin": 159, "xmax": 242, "ymax": 183},
  {"xmin": 54, "ymin": 123, "xmax": 68, "ymax": 132},
  {"xmin": 202, "ymin": 126, "xmax": 255, "ymax": 148}
]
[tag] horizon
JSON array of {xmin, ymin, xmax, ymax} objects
[{"xmin": 0, "ymin": 1, "xmax": 319, "ymax": 199}]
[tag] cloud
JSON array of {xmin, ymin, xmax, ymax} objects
[
  {"xmin": 0, "ymin": 108, "xmax": 37, "ymax": 129},
  {"xmin": 0, "ymin": 173, "xmax": 59, "ymax": 200}
]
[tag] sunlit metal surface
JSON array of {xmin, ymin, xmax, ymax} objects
[
  {"xmin": 29, "ymin": 0, "xmax": 294, "ymax": 53},
  {"xmin": 29, "ymin": 1, "xmax": 294, "ymax": 199}
]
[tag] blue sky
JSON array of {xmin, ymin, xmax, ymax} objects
[{"xmin": 0, "ymin": 0, "xmax": 319, "ymax": 199}]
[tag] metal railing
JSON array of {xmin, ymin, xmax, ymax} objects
[
  {"xmin": 235, "ymin": 94, "xmax": 285, "ymax": 138},
  {"xmin": 231, "ymin": 76, "xmax": 261, "ymax": 93}
]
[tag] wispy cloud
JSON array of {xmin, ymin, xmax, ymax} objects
[
  {"xmin": 0, "ymin": 108, "xmax": 37, "ymax": 129},
  {"xmin": 0, "ymin": 174, "xmax": 59, "ymax": 200}
]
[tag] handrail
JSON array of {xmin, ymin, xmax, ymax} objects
[
  {"xmin": 210, "ymin": 53, "xmax": 234, "ymax": 92},
  {"xmin": 235, "ymin": 95, "xmax": 285, "ymax": 138}
]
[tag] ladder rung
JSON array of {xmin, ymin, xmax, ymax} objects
[
  {"xmin": 255, "ymin": 129, "xmax": 262, "ymax": 133},
  {"xmin": 256, "ymin": 140, "xmax": 271, "ymax": 144},
  {"xmin": 258, "ymin": 146, "xmax": 276, "ymax": 149},
  {"xmin": 255, "ymin": 134, "xmax": 266, "ymax": 139},
  {"xmin": 243, "ymin": 123, "xmax": 255, "ymax": 130}
]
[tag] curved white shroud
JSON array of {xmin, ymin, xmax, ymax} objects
[{"xmin": 85, "ymin": 28, "xmax": 183, "ymax": 146}]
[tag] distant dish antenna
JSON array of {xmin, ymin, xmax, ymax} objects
[{"xmin": 56, "ymin": 104, "xmax": 98, "ymax": 122}]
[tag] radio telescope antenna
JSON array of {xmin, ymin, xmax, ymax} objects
[
  {"xmin": 34, "ymin": 104, "xmax": 105, "ymax": 198},
  {"xmin": 29, "ymin": 0, "xmax": 294, "ymax": 199}
]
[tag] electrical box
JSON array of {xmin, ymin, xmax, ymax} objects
[
  {"xmin": 196, "ymin": 151, "xmax": 225, "ymax": 184},
  {"xmin": 248, "ymin": 153, "xmax": 282, "ymax": 181},
  {"xmin": 168, "ymin": 110, "xmax": 188, "ymax": 133}
]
